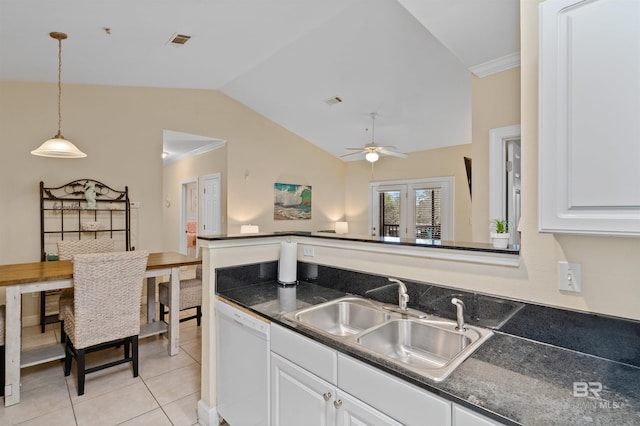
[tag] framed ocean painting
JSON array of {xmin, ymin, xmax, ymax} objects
[{"xmin": 274, "ymin": 183, "xmax": 311, "ymax": 220}]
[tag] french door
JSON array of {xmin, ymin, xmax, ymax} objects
[{"xmin": 370, "ymin": 178, "xmax": 453, "ymax": 240}]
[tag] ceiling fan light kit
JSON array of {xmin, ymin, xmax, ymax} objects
[
  {"xmin": 341, "ymin": 112, "xmax": 407, "ymax": 163},
  {"xmin": 31, "ymin": 32, "xmax": 86, "ymax": 159}
]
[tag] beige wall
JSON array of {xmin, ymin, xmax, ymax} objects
[
  {"xmin": 225, "ymin": 112, "xmax": 346, "ymax": 234},
  {"xmin": 471, "ymin": 67, "xmax": 521, "ymax": 242},
  {"xmin": 344, "ymin": 144, "xmax": 472, "ymax": 240}
]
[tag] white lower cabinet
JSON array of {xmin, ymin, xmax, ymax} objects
[
  {"xmin": 270, "ymin": 323, "xmax": 457, "ymax": 425},
  {"xmin": 338, "ymin": 354, "xmax": 451, "ymax": 426},
  {"xmin": 271, "ymin": 352, "xmax": 333, "ymax": 426},
  {"xmin": 271, "ymin": 352, "xmax": 401, "ymax": 426},
  {"xmin": 452, "ymin": 405, "xmax": 502, "ymax": 426},
  {"xmin": 335, "ymin": 390, "xmax": 403, "ymax": 426}
]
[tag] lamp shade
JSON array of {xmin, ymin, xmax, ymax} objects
[
  {"xmin": 31, "ymin": 135, "xmax": 87, "ymax": 158},
  {"xmin": 335, "ymin": 221, "xmax": 349, "ymax": 234},
  {"xmin": 365, "ymin": 152, "xmax": 379, "ymax": 162},
  {"xmin": 240, "ymin": 224, "xmax": 260, "ymax": 234}
]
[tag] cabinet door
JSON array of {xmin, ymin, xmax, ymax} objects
[
  {"xmin": 271, "ymin": 352, "xmax": 334, "ymax": 426},
  {"xmin": 539, "ymin": 0, "xmax": 640, "ymax": 236},
  {"xmin": 335, "ymin": 390, "xmax": 403, "ymax": 426},
  {"xmin": 453, "ymin": 405, "xmax": 503, "ymax": 426}
]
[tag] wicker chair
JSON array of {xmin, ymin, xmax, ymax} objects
[
  {"xmin": 56, "ymin": 239, "xmax": 115, "ymax": 342},
  {"xmin": 63, "ymin": 250, "xmax": 149, "ymax": 396},
  {"xmin": 1, "ymin": 305, "xmax": 5, "ymax": 397},
  {"xmin": 158, "ymin": 264, "xmax": 202, "ymax": 326}
]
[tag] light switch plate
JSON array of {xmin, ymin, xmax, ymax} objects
[
  {"xmin": 558, "ymin": 262, "xmax": 581, "ymax": 292},
  {"xmin": 303, "ymin": 246, "xmax": 315, "ymax": 257}
]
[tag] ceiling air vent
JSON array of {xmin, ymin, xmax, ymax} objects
[
  {"xmin": 323, "ymin": 96, "xmax": 343, "ymax": 106},
  {"xmin": 168, "ymin": 33, "xmax": 191, "ymax": 45}
]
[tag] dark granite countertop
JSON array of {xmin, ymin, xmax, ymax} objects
[
  {"xmin": 217, "ymin": 277, "xmax": 640, "ymax": 426},
  {"xmin": 198, "ymin": 230, "xmax": 520, "ymax": 254}
]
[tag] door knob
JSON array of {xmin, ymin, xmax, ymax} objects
[
  {"xmin": 333, "ymin": 399, "xmax": 342, "ymax": 408},
  {"xmin": 323, "ymin": 392, "xmax": 332, "ymax": 401}
]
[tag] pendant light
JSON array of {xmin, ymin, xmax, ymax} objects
[{"xmin": 31, "ymin": 32, "xmax": 86, "ymax": 158}]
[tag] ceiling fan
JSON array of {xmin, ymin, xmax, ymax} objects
[{"xmin": 341, "ymin": 113, "xmax": 408, "ymax": 162}]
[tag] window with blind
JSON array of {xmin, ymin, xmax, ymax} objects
[
  {"xmin": 380, "ymin": 190, "xmax": 401, "ymax": 237},
  {"xmin": 414, "ymin": 187, "xmax": 442, "ymax": 239},
  {"xmin": 370, "ymin": 177, "xmax": 453, "ymax": 240}
]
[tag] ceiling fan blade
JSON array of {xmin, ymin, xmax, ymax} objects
[
  {"xmin": 376, "ymin": 145, "xmax": 397, "ymax": 150},
  {"xmin": 340, "ymin": 151, "xmax": 365, "ymax": 158},
  {"xmin": 379, "ymin": 148, "xmax": 408, "ymax": 158}
]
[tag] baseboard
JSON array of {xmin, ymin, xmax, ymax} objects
[{"xmin": 197, "ymin": 399, "xmax": 218, "ymax": 426}]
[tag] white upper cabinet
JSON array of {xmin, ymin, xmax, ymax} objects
[{"xmin": 539, "ymin": 0, "xmax": 640, "ymax": 236}]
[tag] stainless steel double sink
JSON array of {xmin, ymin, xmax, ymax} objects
[{"xmin": 282, "ymin": 296, "xmax": 493, "ymax": 382}]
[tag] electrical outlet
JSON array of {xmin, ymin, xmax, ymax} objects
[
  {"xmin": 303, "ymin": 246, "xmax": 315, "ymax": 257},
  {"xmin": 558, "ymin": 262, "xmax": 581, "ymax": 292}
]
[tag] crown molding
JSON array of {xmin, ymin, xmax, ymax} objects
[{"xmin": 470, "ymin": 52, "xmax": 521, "ymax": 78}]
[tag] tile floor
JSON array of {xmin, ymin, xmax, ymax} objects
[{"xmin": 0, "ymin": 307, "xmax": 202, "ymax": 426}]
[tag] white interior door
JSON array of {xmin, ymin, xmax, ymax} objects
[
  {"xmin": 202, "ymin": 173, "xmax": 221, "ymax": 237},
  {"xmin": 506, "ymin": 139, "xmax": 521, "ymax": 246}
]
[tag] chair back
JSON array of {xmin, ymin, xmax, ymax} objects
[
  {"xmin": 70, "ymin": 250, "xmax": 149, "ymax": 349},
  {"xmin": 57, "ymin": 239, "xmax": 115, "ymax": 260}
]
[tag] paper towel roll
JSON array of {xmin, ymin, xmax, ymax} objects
[{"xmin": 278, "ymin": 241, "xmax": 297, "ymax": 284}]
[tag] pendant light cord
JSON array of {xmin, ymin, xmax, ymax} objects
[{"xmin": 56, "ymin": 36, "xmax": 63, "ymax": 136}]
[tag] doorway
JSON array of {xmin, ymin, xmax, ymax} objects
[
  {"xmin": 489, "ymin": 125, "xmax": 522, "ymax": 247},
  {"xmin": 180, "ymin": 178, "xmax": 198, "ymax": 256}
]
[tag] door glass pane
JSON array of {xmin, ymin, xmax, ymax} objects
[
  {"xmin": 414, "ymin": 188, "xmax": 442, "ymax": 239},
  {"xmin": 380, "ymin": 191, "xmax": 400, "ymax": 237}
]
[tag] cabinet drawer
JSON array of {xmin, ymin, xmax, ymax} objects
[
  {"xmin": 453, "ymin": 405, "xmax": 503, "ymax": 426},
  {"xmin": 338, "ymin": 354, "xmax": 451, "ymax": 425},
  {"xmin": 271, "ymin": 323, "xmax": 337, "ymax": 384}
]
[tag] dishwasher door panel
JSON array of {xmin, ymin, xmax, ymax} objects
[{"xmin": 216, "ymin": 309, "xmax": 270, "ymax": 426}]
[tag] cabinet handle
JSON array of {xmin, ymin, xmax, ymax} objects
[
  {"xmin": 323, "ymin": 392, "xmax": 332, "ymax": 401},
  {"xmin": 333, "ymin": 399, "xmax": 342, "ymax": 408}
]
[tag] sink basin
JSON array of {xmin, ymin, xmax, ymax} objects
[
  {"xmin": 356, "ymin": 318, "xmax": 492, "ymax": 381},
  {"xmin": 287, "ymin": 297, "xmax": 390, "ymax": 336},
  {"xmin": 357, "ymin": 319, "xmax": 473, "ymax": 368},
  {"xmin": 283, "ymin": 295, "xmax": 493, "ymax": 382}
]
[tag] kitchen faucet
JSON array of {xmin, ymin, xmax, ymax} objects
[
  {"xmin": 451, "ymin": 297, "xmax": 467, "ymax": 331},
  {"xmin": 388, "ymin": 278, "xmax": 409, "ymax": 311},
  {"xmin": 364, "ymin": 278, "xmax": 426, "ymax": 318}
]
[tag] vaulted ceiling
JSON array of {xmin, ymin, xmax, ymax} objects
[{"xmin": 0, "ymin": 0, "xmax": 520, "ymax": 161}]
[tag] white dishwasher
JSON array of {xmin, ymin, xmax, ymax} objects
[{"xmin": 215, "ymin": 297, "xmax": 271, "ymax": 426}]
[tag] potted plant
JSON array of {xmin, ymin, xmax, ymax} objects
[{"xmin": 490, "ymin": 219, "xmax": 511, "ymax": 248}]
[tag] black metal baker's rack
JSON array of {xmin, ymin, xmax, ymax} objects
[{"xmin": 39, "ymin": 179, "xmax": 131, "ymax": 331}]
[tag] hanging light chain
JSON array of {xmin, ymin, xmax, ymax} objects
[
  {"xmin": 49, "ymin": 32, "xmax": 68, "ymax": 138},
  {"xmin": 56, "ymin": 35, "xmax": 63, "ymax": 136}
]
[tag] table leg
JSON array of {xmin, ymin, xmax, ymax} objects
[
  {"xmin": 146, "ymin": 276, "xmax": 156, "ymax": 323},
  {"xmin": 5, "ymin": 286, "xmax": 21, "ymax": 406},
  {"xmin": 167, "ymin": 267, "xmax": 180, "ymax": 356}
]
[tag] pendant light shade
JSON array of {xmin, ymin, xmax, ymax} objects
[
  {"xmin": 31, "ymin": 32, "xmax": 86, "ymax": 158},
  {"xmin": 31, "ymin": 134, "xmax": 86, "ymax": 158}
]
